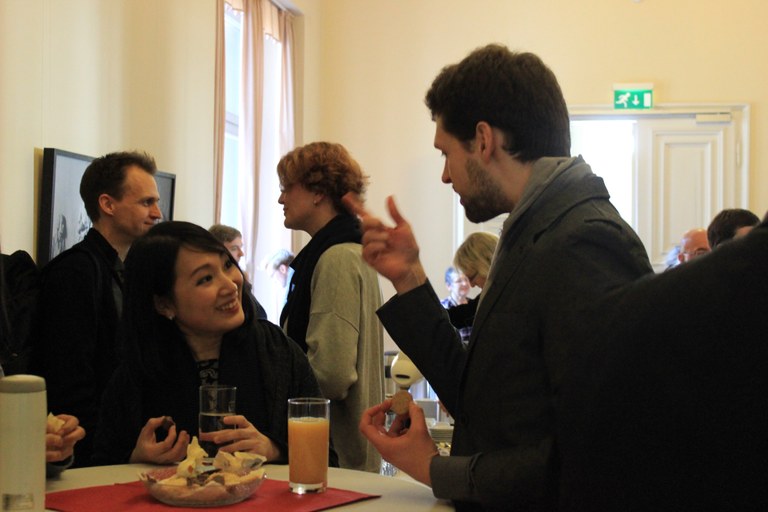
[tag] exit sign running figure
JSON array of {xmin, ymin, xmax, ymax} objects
[{"xmin": 613, "ymin": 83, "xmax": 654, "ymax": 110}]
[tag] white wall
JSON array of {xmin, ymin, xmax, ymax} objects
[
  {"xmin": 0, "ymin": 0, "xmax": 217, "ymax": 254},
  {"xmin": 291, "ymin": 0, "xmax": 768, "ymax": 292},
  {"xmin": 3, "ymin": 0, "xmax": 768, "ymax": 293}
]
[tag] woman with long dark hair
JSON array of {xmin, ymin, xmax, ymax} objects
[{"xmin": 92, "ymin": 221, "xmax": 333, "ymax": 466}]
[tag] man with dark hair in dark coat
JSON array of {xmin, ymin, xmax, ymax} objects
[{"xmin": 30, "ymin": 151, "xmax": 162, "ymax": 467}]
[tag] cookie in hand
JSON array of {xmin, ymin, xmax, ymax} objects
[{"xmin": 390, "ymin": 390, "xmax": 413, "ymax": 415}]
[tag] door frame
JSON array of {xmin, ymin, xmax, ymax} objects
[{"xmin": 454, "ymin": 103, "xmax": 751, "ymax": 272}]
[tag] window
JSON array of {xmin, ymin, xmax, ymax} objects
[
  {"xmin": 222, "ymin": 1, "xmax": 293, "ymax": 322},
  {"xmin": 221, "ymin": 3, "xmax": 243, "ymax": 227}
]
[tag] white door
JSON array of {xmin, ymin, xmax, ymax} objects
[
  {"xmin": 634, "ymin": 110, "xmax": 749, "ymax": 269},
  {"xmin": 456, "ymin": 105, "xmax": 750, "ymax": 272}
]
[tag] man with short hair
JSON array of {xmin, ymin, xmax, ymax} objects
[
  {"xmin": 707, "ymin": 208, "xmax": 760, "ymax": 249},
  {"xmin": 208, "ymin": 223, "xmax": 268, "ymax": 320},
  {"xmin": 346, "ymin": 45, "xmax": 652, "ymax": 511},
  {"xmin": 677, "ymin": 228, "xmax": 711, "ymax": 264},
  {"xmin": 208, "ymin": 224, "xmax": 245, "ymax": 262},
  {"xmin": 30, "ymin": 151, "xmax": 161, "ymax": 467}
]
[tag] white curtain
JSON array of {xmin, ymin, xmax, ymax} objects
[
  {"xmin": 238, "ymin": 0, "xmax": 295, "ymax": 321},
  {"xmin": 213, "ymin": 0, "xmax": 226, "ymax": 221}
]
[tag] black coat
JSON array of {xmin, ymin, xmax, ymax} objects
[
  {"xmin": 559, "ymin": 220, "xmax": 768, "ymax": 511},
  {"xmin": 379, "ymin": 157, "xmax": 653, "ymax": 511},
  {"xmin": 0, "ymin": 250, "xmax": 39, "ymax": 375},
  {"xmin": 28, "ymin": 229, "xmax": 122, "ymax": 467},
  {"xmin": 92, "ymin": 319, "xmax": 338, "ymax": 467}
]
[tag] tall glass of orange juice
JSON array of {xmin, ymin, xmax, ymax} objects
[{"xmin": 288, "ymin": 397, "xmax": 330, "ymax": 494}]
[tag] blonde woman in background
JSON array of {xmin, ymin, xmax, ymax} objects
[
  {"xmin": 448, "ymin": 231, "xmax": 499, "ymax": 346},
  {"xmin": 454, "ymin": 231, "xmax": 499, "ymax": 290}
]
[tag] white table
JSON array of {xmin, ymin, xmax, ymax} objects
[{"xmin": 46, "ymin": 464, "xmax": 454, "ymax": 511}]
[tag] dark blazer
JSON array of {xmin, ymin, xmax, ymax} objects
[
  {"xmin": 29, "ymin": 229, "xmax": 123, "ymax": 467},
  {"xmin": 0, "ymin": 250, "xmax": 39, "ymax": 375},
  {"xmin": 379, "ymin": 157, "xmax": 653, "ymax": 511},
  {"xmin": 559, "ymin": 220, "xmax": 768, "ymax": 511}
]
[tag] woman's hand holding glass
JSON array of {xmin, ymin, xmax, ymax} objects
[{"xmin": 204, "ymin": 414, "xmax": 280, "ymax": 462}]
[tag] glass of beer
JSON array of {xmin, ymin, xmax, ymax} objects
[
  {"xmin": 198, "ymin": 385, "xmax": 237, "ymax": 455},
  {"xmin": 288, "ymin": 397, "xmax": 330, "ymax": 494}
]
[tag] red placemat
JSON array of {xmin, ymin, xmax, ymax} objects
[{"xmin": 46, "ymin": 478, "xmax": 379, "ymax": 512}]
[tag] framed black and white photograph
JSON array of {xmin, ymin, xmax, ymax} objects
[
  {"xmin": 37, "ymin": 148, "xmax": 94, "ymax": 265},
  {"xmin": 155, "ymin": 170, "xmax": 176, "ymax": 222},
  {"xmin": 37, "ymin": 148, "xmax": 178, "ymax": 265}
]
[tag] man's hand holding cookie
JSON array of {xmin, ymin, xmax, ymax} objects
[{"xmin": 359, "ymin": 391, "xmax": 437, "ymax": 486}]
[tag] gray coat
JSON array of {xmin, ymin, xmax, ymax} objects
[{"xmin": 378, "ymin": 157, "xmax": 653, "ymax": 511}]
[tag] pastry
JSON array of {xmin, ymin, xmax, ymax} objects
[
  {"xmin": 141, "ymin": 436, "xmax": 266, "ymax": 506},
  {"xmin": 47, "ymin": 413, "xmax": 65, "ymax": 432}
]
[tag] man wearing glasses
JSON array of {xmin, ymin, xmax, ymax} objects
[{"xmin": 677, "ymin": 227, "xmax": 711, "ymax": 264}]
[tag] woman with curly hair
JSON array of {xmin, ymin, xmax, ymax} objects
[{"xmin": 277, "ymin": 142, "xmax": 383, "ymax": 473}]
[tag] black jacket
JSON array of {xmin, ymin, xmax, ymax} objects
[
  {"xmin": 559, "ymin": 220, "xmax": 768, "ymax": 511},
  {"xmin": 29, "ymin": 228, "xmax": 123, "ymax": 467},
  {"xmin": 92, "ymin": 319, "xmax": 338, "ymax": 468},
  {"xmin": 379, "ymin": 157, "xmax": 653, "ymax": 511},
  {"xmin": 0, "ymin": 250, "xmax": 39, "ymax": 375}
]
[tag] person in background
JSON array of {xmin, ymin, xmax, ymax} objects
[
  {"xmin": 265, "ymin": 249, "xmax": 295, "ymax": 288},
  {"xmin": 264, "ymin": 248, "xmax": 295, "ymax": 307},
  {"xmin": 0, "ymin": 248, "xmax": 38, "ymax": 375},
  {"xmin": 29, "ymin": 151, "xmax": 161, "ymax": 467},
  {"xmin": 676, "ymin": 228, "xmax": 710, "ymax": 264},
  {"xmin": 208, "ymin": 223, "xmax": 268, "ymax": 320},
  {"xmin": 447, "ymin": 232, "xmax": 499, "ymax": 347},
  {"xmin": 440, "ymin": 267, "xmax": 470, "ymax": 309},
  {"xmin": 559, "ymin": 214, "xmax": 768, "ymax": 510},
  {"xmin": 663, "ymin": 244, "xmax": 681, "ymax": 271},
  {"xmin": 346, "ymin": 44, "xmax": 652, "ymax": 510},
  {"xmin": 92, "ymin": 221, "xmax": 335, "ymax": 467},
  {"xmin": 1, "ymin": 246, "xmax": 86, "ymax": 476},
  {"xmin": 208, "ymin": 224, "xmax": 246, "ymax": 263},
  {"xmin": 277, "ymin": 142, "xmax": 384, "ymax": 473},
  {"xmin": 706, "ymin": 208, "xmax": 760, "ymax": 249},
  {"xmin": 453, "ymin": 232, "xmax": 498, "ymax": 291}
]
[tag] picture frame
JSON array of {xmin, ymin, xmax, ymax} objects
[
  {"xmin": 154, "ymin": 170, "xmax": 176, "ymax": 222},
  {"xmin": 37, "ymin": 148, "xmax": 95, "ymax": 266},
  {"xmin": 37, "ymin": 148, "xmax": 177, "ymax": 265}
]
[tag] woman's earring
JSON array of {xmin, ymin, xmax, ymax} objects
[{"xmin": 166, "ymin": 313, "xmax": 175, "ymax": 321}]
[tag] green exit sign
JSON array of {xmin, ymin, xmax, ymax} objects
[{"xmin": 613, "ymin": 83, "xmax": 654, "ymax": 110}]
